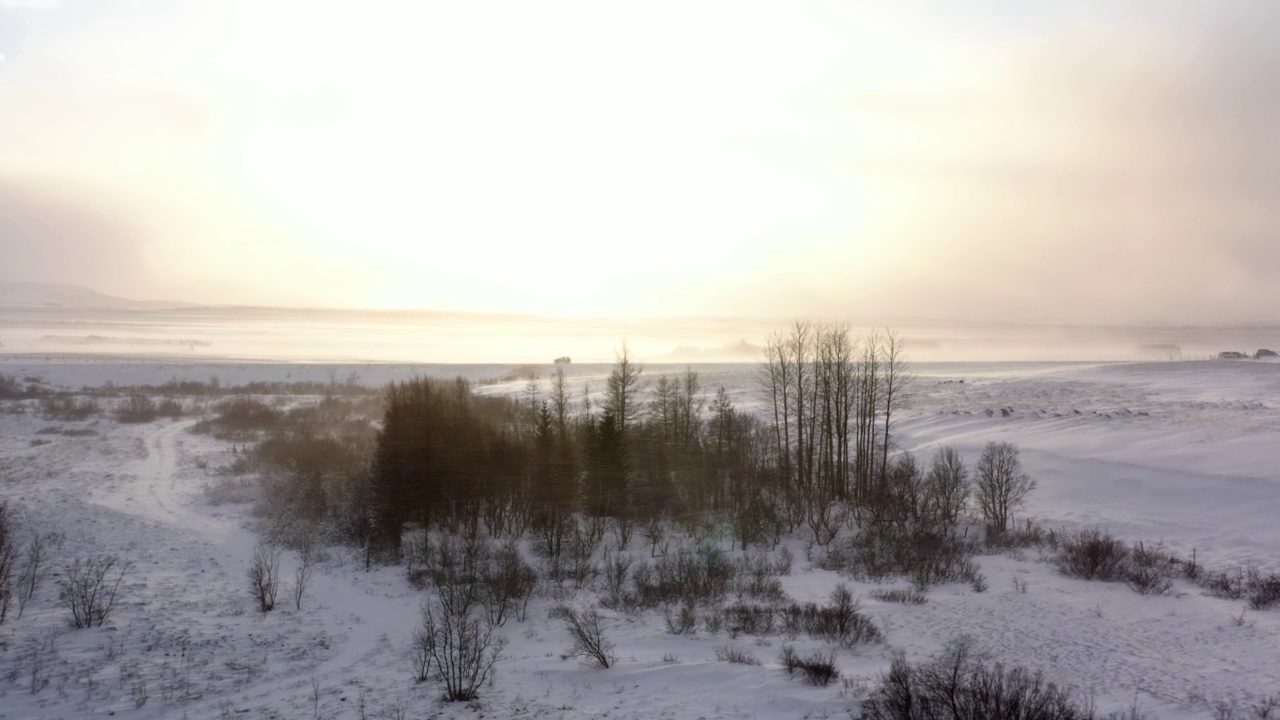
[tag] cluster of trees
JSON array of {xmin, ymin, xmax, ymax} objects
[
  {"xmin": 369, "ymin": 343, "xmax": 769, "ymax": 551},
  {"xmin": 369, "ymin": 325, "xmax": 1038, "ymax": 553}
]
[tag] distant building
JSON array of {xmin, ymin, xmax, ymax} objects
[
  {"xmin": 1218, "ymin": 351, "xmax": 1248, "ymax": 359},
  {"xmin": 554, "ymin": 356, "xmax": 571, "ymax": 365},
  {"xmin": 1256, "ymin": 349, "xmax": 1279, "ymax": 359}
]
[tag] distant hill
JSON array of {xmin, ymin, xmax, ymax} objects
[{"xmin": 0, "ymin": 282, "xmax": 193, "ymax": 310}]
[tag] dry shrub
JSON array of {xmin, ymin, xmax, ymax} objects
[
  {"xmin": 860, "ymin": 639, "xmax": 1094, "ymax": 720},
  {"xmin": 1054, "ymin": 529, "xmax": 1129, "ymax": 582},
  {"xmin": 714, "ymin": 645, "xmax": 761, "ymax": 665},
  {"xmin": 779, "ymin": 645, "xmax": 839, "ymax": 686},
  {"xmin": 782, "ymin": 584, "xmax": 882, "ymax": 647},
  {"xmin": 554, "ymin": 604, "xmax": 615, "ymax": 669},
  {"xmin": 870, "ymin": 588, "xmax": 928, "ymax": 605},
  {"xmin": 821, "ymin": 529, "xmax": 979, "ymax": 590},
  {"xmin": 414, "ymin": 598, "xmax": 507, "ymax": 701},
  {"xmin": 60, "ymin": 555, "xmax": 130, "ymax": 628}
]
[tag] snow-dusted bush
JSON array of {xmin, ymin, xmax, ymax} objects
[
  {"xmin": 1055, "ymin": 531, "xmax": 1177, "ymax": 596},
  {"xmin": 779, "ymin": 645, "xmax": 839, "ymax": 686},
  {"xmin": 1202, "ymin": 565, "xmax": 1280, "ymax": 611},
  {"xmin": 115, "ymin": 393, "xmax": 158, "ymax": 423},
  {"xmin": 599, "ymin": 547, "xmax": 634, "ymax": 609},
  {"xmin": 820, "ymin": 528, "xmax": 979, "ymax": 589},
  {"xmin": 725, "ymin": 603, "xmax": 776, "ymax": 637},
  {"xmin": 714, "ymin": 645, "xmax": 761, "ymax": 665},
  {"xmin": 984, "ymin": 519, "xmax": 1054, "ymax": 551},
  {"xmin": 859, "ymin": 639, "xmax": 1093, "ymax": 720},
  {"xmin": 60, "ymin": 554, "xmax": 129, "ymax": 628},
  {"xmin": 408, "ymin": 532, "xmax": 485, "ymax": 615},
  {"xmin": 247, "ymin": 543, "xmax": 281, "ymax": 613},
  {"xmin": 663, "ymin": 602, "xmax": 697, "ymax": 635},
  {"xmin": 531, "ymin": 508, "xmax": 574, "ymax": 582},
  {"xmin": 414, "ymin": 598, "xmax": 507, "ymax": 701},
  {"xmin": 566, "ymin": 517, "xmax": 604, "ymax": 588},
  {"xmin": 40, "ymin": 396, "xmax": 100, "ymax": 421},
  {"xmin": 409, "ymin": 533, "xmax": 537, "ymax": 624},
  {"xmin": 1054, "ymin": 528, "xmax": 1129, "ymax": 582},
  {"xmin": 193, "ymin": 396, "xmax": 285, "ymax": 440},
  {"xmin": 784, "ymin": 584, "xmax": 882, "ymax": 648},
  {"xmin": 0, "ymin": 374, "xmax": 31, "ymax": 399},
  {"xmin": 1126, "ymin": 541, "xmax": 1175, "ymax": 596},
  {"xmin": 1202, "ymin": 567, "xmax": 1250, "ymax": 600},
  {"xmin": 869, "ymin": 587, "xmax": 927, "ymax": 605},
  {"xmin": 1245, "ymin": 569, "xmax": 1280, "ymax": 611},
  {"xmin": 732, "ymin": 550, "xmax": 788, "ymax": 603},
  {"xmin": 555, "ymin": 603, "xmax": 615, "ymax": 669},
  {"xmin": 631, "ymin": 544, "xmax": 737, "ymax": 608},
  {"xmin": 481, "ymin": 540, "xmax": 537, "ymax": 625}
]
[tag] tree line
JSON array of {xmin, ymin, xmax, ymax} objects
[{"xmin": 369, "ymin": 323, "xmax": 1037, "ymax": 553}]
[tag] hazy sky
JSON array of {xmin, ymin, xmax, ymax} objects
[{"xmin": 2, "ymin": 1, "xmax": 1278, "ymax": 322}]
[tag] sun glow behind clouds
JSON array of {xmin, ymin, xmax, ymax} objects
[
  {"xmin": 6, "ymin": 1, "xmax": 1280, "ymax": 322},
  {"xmin": 209, "ymin": 0, "xmax": 850, "ymax": 314}
]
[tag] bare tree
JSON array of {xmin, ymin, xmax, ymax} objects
[
  {"xmin": 924, "ymin": 447, "xmax": 969, "ymax": 529},
  {"xmin": 549, "ymin": 366, "xmax": 572, "ymax": 453},
  {"xmin": 814, "ymin": 325, "xmax": 854, "ymax": 502},
  {"xmin": 248, "ymin": 543, "xmax": 281, "ymax": 612},
  {"xmin": 522, "ymin": 370, "xmax": 541, "ymax": 419},
  {"xmin": 877, "ymin": 330, "xmax": 912, "ymax": 485},
  {"xmin": 788, "ymin": 322, "xmax": 814, "ymax": 511},
  {"xmin": 760, "ymin": 329, "xmax": 794, "ymax": 496},
  {"xmin": 762, "ymin": 323, "xmax": 866, "ymax": 526},
  {"xmin": 603, "ymin": 343, "xmax": 645, "ymax": 437},
  {"xmin": 974, "ymin": 442, "xmax": 1036, "ymax": 534},
  {"xmin": 293, "ymin": 541, "xmax": 316, "ymax": 611},
  {"xmin": 676, "ymin": 367, "xmax": 704, "ymax": 450},
  {"xmin": 853, "ymin": 332, "xmax": 881, "ymax": 508},
  {"xmin": 650, "ymin": 374, "xmax": 679, "ymax": 444},
  {"xmin": 16, "ymin": 531, "xmax": 59, "ymax": 620}
]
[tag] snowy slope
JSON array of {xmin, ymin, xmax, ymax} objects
[{"xmin": 0, "ymin": 359, "xmax": 1276, "ymax": 719}]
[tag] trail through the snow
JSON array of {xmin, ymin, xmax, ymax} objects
[
  {"xmin": 89, "ymin": 418, "xmax": 417, "ymax": 709},
  {"xmin": 90, "ymin": 418, "xmax": 238, "ymax": 548}
]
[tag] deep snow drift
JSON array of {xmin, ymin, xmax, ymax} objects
[{"xmin": 0, "ymin": 358, "xmax": 1277, "ymax": 719}]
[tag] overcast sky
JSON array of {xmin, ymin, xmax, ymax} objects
[{"xmin": 1, "ymin": 1, "xmax": 1277, "ymax": 322}]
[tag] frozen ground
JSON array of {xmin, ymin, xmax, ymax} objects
[{"xmin": 1, "ymin": 359, "xmax": 1278, "ymax": 719}]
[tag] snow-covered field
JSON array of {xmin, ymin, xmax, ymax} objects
[{"xmin": 1, "ymin": 358, "xmax": 1278, "ymax": 719}]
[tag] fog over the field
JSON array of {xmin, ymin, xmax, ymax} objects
[{"xmin": 2, "ymin": 1, "xmax": 1279, "ymax": 323}]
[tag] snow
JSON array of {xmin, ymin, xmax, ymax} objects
[{"xmin": 1, "ymin": 358, "xmax": 1278, "ymax": 718}]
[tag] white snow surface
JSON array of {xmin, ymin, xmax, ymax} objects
[{"xmin": 1, "ymin": 359, "xmax": 1278, "ymax": 719}]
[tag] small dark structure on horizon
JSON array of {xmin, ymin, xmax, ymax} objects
[
  {"xmin": 554, "ymin": 356, "xmax": 571, "ymax": 365},
  {"xmin": 1218, "ymin": 351, "xmax": 1248, "ymax": 360},
  {"xmin": 1256, "ymin": 349, "xmax": 1279, "ymax": 359}
]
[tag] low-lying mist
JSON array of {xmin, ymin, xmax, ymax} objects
[{"xmin": 2, "ymin": 305, "xmax": 1279, "ymax": 364}]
